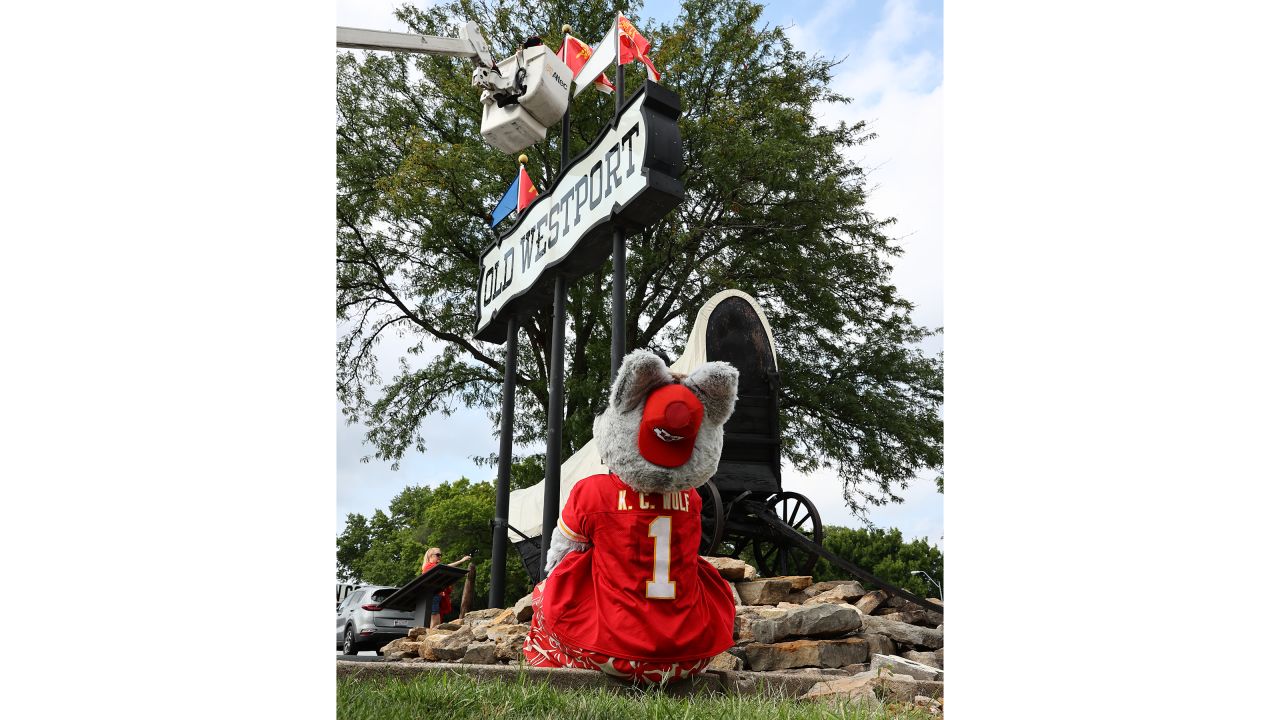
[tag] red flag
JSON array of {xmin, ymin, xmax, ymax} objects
[
  {"xmin": 517, "ymin": 165, "xmax": 538, "ymax": 212},
  {"xmin": 618, "ymin": 14, "xmax": 661, "ymax": 82},
  {"xmin": 558, "ymin": 34, "xmax": 614, "ymax": 93}
]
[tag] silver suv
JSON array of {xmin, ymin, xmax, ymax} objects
[{"xmin": 335, "ymin": 585, "xmax": 417, "ymax": 655}]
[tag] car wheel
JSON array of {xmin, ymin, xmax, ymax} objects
[{"xmin": 342, "ymin": 626, "xmax": 357, "ymax": 656}]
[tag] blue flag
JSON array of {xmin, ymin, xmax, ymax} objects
[{"xmin": 490, "ymin": 175, "xmax": 520, "ymax": 228}]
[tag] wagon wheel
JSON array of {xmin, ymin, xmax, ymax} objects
[
  {"xmin": 751, "ymin": 491, "xmax": 823, "ymax": 576},
  {"xmin": 696, "ymin": 483, "xmax": 725, "ymax": 556}
]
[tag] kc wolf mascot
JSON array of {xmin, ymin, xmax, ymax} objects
[{"xmin": 523, "ymin": 349, "xmax": 739, "ymax": 683}]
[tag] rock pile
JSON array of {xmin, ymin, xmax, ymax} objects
[{"xmin": 377, "ymin": 556, "xmax": 943, "ymax": 703}]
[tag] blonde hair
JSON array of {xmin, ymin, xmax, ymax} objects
[{"xmin": 424, "ymin": 547, "xmax": 442, "ymax": 563}]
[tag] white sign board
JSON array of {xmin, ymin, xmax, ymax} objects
[{"xmin": 474, "ymin": 82, "xmax": 683, "ymax": 342}]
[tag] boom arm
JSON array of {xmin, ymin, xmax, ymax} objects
[{"xmin": 336, "ymin": 21, "xmax": 494, "ymax": 67}]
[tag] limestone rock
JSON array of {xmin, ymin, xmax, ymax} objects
[
  {"xmin": 860, "ymin": 615, "xmax": 944, "ymax": 650},
  {"xmin": 462, "ymin": 642, "xmax": 498, "ymax": 664},
  {"xmin": 488, "ymin": 608, "xmax": 516, "ymax": 626},
  {"xmin": 513, "ymin": 593, "xmax": 534, "ymax": 623},
  {"xmin": 784, "ymin": 591, "xmax": 809, "ymax": 605},
  {"xmin": 871, "ymin": 653, "xmax": 943, "ymax": 681},
  {"xmin": 858, "ymin": 633, "xmax": 896, "ymax": 657},
  {"xmin": 877, "ymin": 606, "xmax": 943, "ymax": 627},
  {"xmin": 435, "ymin": 621, "xmax": 462, "ymax": 631},
  {"xmin": 804, "ymin": 580, "xmax": 868, "ymax": 598},
  {"xmin": 744, "ymin": 637, "xmax": 869, "ymax": 671},
  {"xmin": 803, "ymin": 584, "xmax": 868, "ymax": 605},
  {"xmin": 841, "ymin": 662, "xmax": 871, "ymax": 674},
  {"xmin": 854, "ymin": 590, "xmax": 888, "ymax": 614},
  {"xmin": 735, "ymin": 578, "xmax": 793, "ymax": 606},
  {"xmin": 379, "ymin": 637, "xmax": 424, "ymax": 660},
  {"xmin": 702, "ymin": 556, "xmax": 756, "ymax": 582},
  {"xmin": 773, "ymin": 575, "xmax": 814, "ymax": 591},
  {"xmin": 424, "ymin": 628, "xmax": 473, "ymax": 661},
  {"xmin": 706, "ymin": 651, "xmax": 743, "ymax": 671},
  {"xmin": 463, "ymin": 607, "xmax": 504, "ymax": 622},
  {"xmin": 406, "ymin": 626, "xmax": 428, "ymax": 640},
  {"xmin": 803, "ymin": 670, "xmax": 942, "ymax": 704},
  {"xmin": 935, "ymin": 647, "xmax": 943, "ymax": 668},
  {"xmin": 487, "ymin": 623, "xmax": 529, "ymax": 661},
  {"xmin": 751, "ymin": 603, "xmax": 862, "ymax": 644},
  {"xmin": 901, "ymin": 651, "xmax": 940, "ymax": 669},
  {"xmin": 470, "ymin": 623, "xmax": 491, "ymax": 640},
  {"xmin": 733, "ymin": 606, "xmax": 787, "ymax": 643}
]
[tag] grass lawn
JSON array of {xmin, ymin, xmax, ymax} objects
[{"xmin": 337, "ymin": 671, "xmax": 939, "ymax": 720}]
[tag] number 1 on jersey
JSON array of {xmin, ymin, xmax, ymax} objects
[{"xmin": 646, "ymin": 515, "xmax": 676, "ymax": 599}]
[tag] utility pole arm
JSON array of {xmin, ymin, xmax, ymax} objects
[{"xmin": 336, "ymin": 21, "xmax": 494, "ymax": 67}]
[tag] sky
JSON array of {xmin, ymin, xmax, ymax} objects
[{"xmin": 335, "ymin": 0, "xmax": 944, "ymax": 549}]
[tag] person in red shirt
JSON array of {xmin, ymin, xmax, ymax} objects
[
  {"xmin": 420, "ymin": 548, "xmax": 470, "ymax": 627},
  {"xmin": 524, "ymin": 350, "xmax": 739, "ymax": 683}
]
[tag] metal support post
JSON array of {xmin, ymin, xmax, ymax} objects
[
  {"xmin": 538, "ymin": 274, "xmax": 567, "ymax": 579},
  {"xmin": 488, "ymin": 317, "xmax": 518, "ymax": 608}
]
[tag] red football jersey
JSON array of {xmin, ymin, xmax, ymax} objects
[{"xmin": 541, "ymin": 473, "xmax": 736, "ymax": 662}]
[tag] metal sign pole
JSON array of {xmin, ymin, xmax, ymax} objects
[
  {"xmin": 538, "ymin": 273, "xmax": 567, "ymax": 579},
  {"xmin": 488, "ymin": 316, "xmax": 518, "ymax": 608},
  {"xmin": 611, "ymin": 37, "xmax": 627, "ymax": 381}
]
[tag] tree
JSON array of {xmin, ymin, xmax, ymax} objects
[
  {"xmin": 336, "ymin": 0, "xmax": 943, "ymax": 518},
  {"xmin": 811, "ymin": 526, "xmax": 944, "ymax": 599},
  {"xmin": 336, "ymin": 479, "xmax": 534, "ymax": 611}
]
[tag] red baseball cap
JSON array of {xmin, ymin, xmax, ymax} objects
[{"xmin": 637, "ymin": 383, "xmax": 705, "ymax": 468}]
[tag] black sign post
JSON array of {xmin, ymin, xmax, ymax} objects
[{"xmin": 476, "ymin": 77, "xmax": 683, "ymax": 590}]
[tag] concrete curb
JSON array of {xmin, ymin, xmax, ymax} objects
[{"xmin": 337, "ymin": 660, "xmax": 841, "ymax": 698}]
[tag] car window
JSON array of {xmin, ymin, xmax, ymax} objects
[
  {"xmin": 370, "ymin": 588, "xmax": 395, "ymax": 603},
  {"xmin": 339, "ymin": 590, "xmax": 362, "ymax": 610}
]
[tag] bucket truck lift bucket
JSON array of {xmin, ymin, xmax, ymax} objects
[{"xmin": 480, "ymin": 45, "xmax": 572, "ymax": 154}]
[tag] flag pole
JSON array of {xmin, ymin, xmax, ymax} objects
[
  {"xmin": 560, "ymin": 25, "xmax": 572, "ymax": 174},
  {"xmin": 611, "ymin": 12, "xmax": 626, "ymax": 381},
  {"xmin": 540, "ymin": 25, "xmax": 574, "ymax": 580}
]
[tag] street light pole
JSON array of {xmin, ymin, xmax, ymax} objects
[{"xmin": 910, "ymin": 570, "xmax": 943, "ymax": 601}]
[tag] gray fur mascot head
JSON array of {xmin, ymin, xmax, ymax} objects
[{"xmin": 594, "ymin": 349, "xmax": 739, "ymax": 494}]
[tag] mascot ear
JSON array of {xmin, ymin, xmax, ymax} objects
[
  {"xmin": 611, "ymin": 350, "xmax": 674, "ymax": 413},
  {"xmin": 685, "ymin": 361, "xmax": 739, "ymax": 426}
]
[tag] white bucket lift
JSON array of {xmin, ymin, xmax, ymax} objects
[
  {"xmin": 479, "ymin": 45, "xmax": 572, "ymax": 154},
  {"xmin": 337, "ymin": 23, "xmax": 571, "ymax": 155}
]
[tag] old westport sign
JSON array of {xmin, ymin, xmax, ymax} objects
[{"xmin": 474, "ymin": 80, "xmax": 683, "ymax": 342}]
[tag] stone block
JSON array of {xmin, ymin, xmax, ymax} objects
[
  {"xmin": 706, "ymin": 651, "xmax": 743, "ymax": 671},
  {"xmin": 901, "ymin": 651, "xmax": 940, "ymax": 670},
  {"xmin": 870, "ymin": 653, "xmax": 943, "ymax": 681},
  {"xmin": 860, "ymin": 615, "xmax": 943, "ymax": 650},
  {"xmin": 379, "ymin": 637, "xmax": 424, "ymax": 660},
  {"xmin": 854, "ymin": 590, "xmax": 888, "ymax": 614},
  {"xmin": 751, "ymin": 603, "xmax": 862, "ymax": 644},
  {"xmin": 803, "ymin": 671, "xmax": 943, "ymax": 704},
  {"xmin": 804, "ymin": 580, "xmax": 867, "ymax": 598},
  {"xmin": 744, "ymin": 637, "xmax": 869, "ymax": 671},
  {"xmin": 488, "ymin": 624, "xmax": 528, "ymax": 661},
  {"xmin": 803, "ymin": 583, "xmax": 868, "ymax": 605},
  {"xmin": 424, "ymin": 628, "xmax": 473, "ymax": 661},
  {"xmin": 877, "ymin": 608, "xmax": 943, "ymax": 628},
  {"xmin": 488, "ymin": 608, "xmax": 516, "ymax": 626},
  {"xmin": 773, "ymin": 575, "xmax": 814, "ymax": 591},
  {"xmin": 463, "ymin": 607, "xmax": 505, "ymax": 622},
  {"xmin": 857, "ymin": 633, "xmax": 896, "ymax": 657},
  {"xmin": 513, "ymin": 593, "xmax": 534, "ymax": 623},
  {"xmin": 701, "ymin": 556, "xmax": 756, "ymax": 581},
  {"xmin": 735, "ymin": 578, "xmax": 793, "ymax": 606},
  {"xmin": 462, "ymin": 642, "xmax": 498, "ymax": 664}
]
